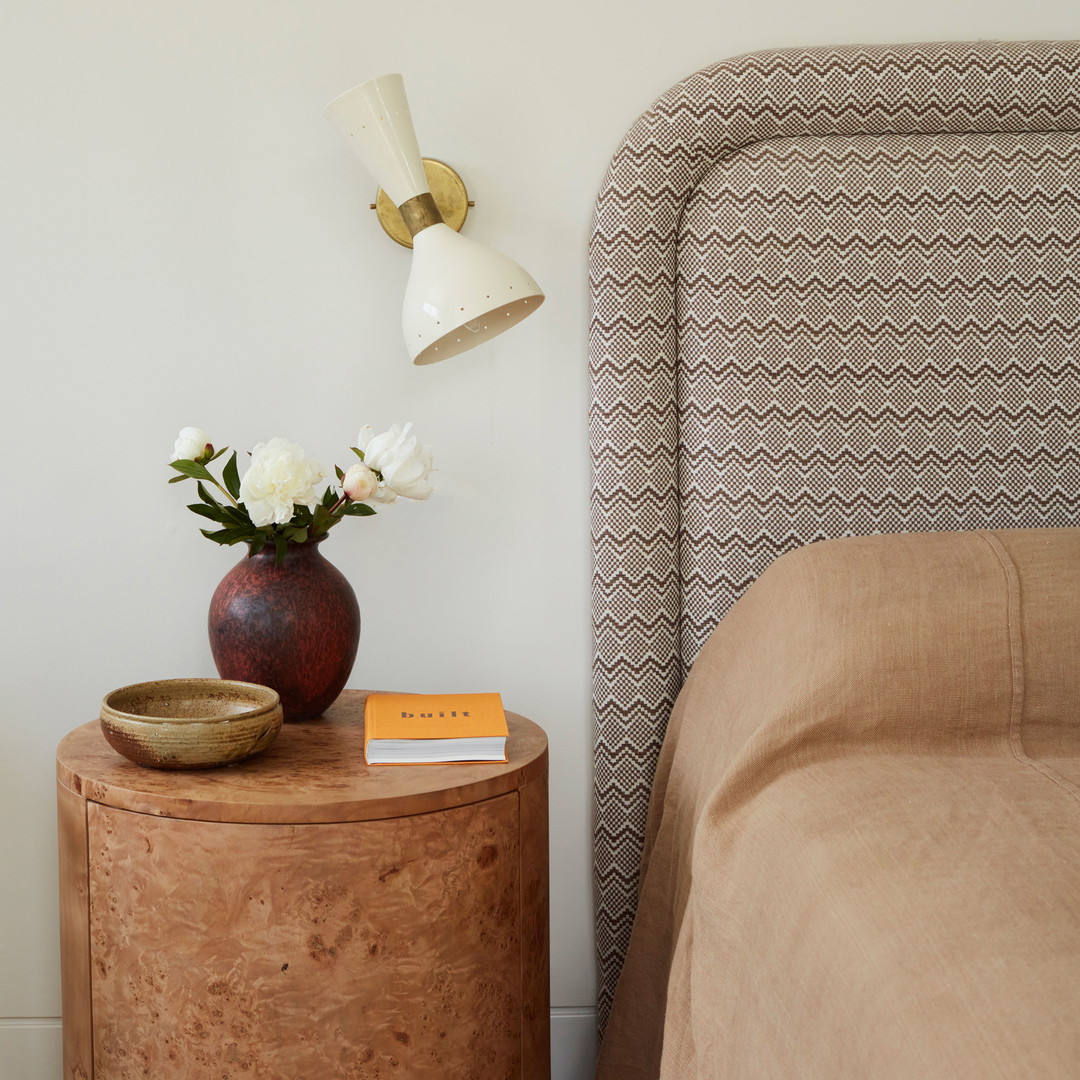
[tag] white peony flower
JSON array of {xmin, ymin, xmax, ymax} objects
[
  {"xmin": 239, "ymin": 437, "xmax": 327, "ymax": 527},
  {"xmin": 369, "ymin": 481, "xmax": 398, "ymax": 504},
  {"xmin": 341, "ymin": 462, "xmax": 379, "ymax": 502},
  {"xmin": 171, "ymin": 426, "xmax": 213, "ymax": 463},
  {"xmin": 355, "ymin": 425, "xmax": 377, "ymax": 453},
  {"xmin": 357, "ymin": 422, "xmax": 434, "ymax": 501}
]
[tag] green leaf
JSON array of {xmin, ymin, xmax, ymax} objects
[
  {"xmin": 342, "ymin": 502, "xmax": 377, "ymax": 517},
  {"xmin": 169, "ymin": 459, "xmax": 215, "ymax": 483},
  {"xmin": 167, "ymin": 474, "xmax": 189, "ymax": 484},
  {"xmin": 311, "ymin": 505, "xmax": 331, "ymax": 533},
  {"xmin": 334, "ymin": 464, "xmax": 345, "ymax": 482},
  {"xmin": 223, "ymin": 506, "xmax": 251, "ymax": 526},
  {"xmin": 186, "ymin": 503, "xmax": 228, "ymax": 522},
  {"xmin": 351, "ymin": 447, "xmax": 365, "ymax": 460},
  {"xmin": 200, "ymin": 525, "xmax": 255, "ymax": 545},
  {"xmin": 248, "ymin": 533, "xmax": 267, "ymax": 557},
  {"xmin": 273, "ymin": 532, "xmax": 288, "ymax": 565},
  {"xmin": 196, "ymin": 482, "xmax": 221, "ymax": 508},
  {"xmin": 222, "ymin": 452, "xmax": 241, "ymax": 500},
  {"xmin": 285, "ymin": 526, "xmax": 309, "ymax": 545},
  {"xmin": 324, "ymin": 483, "xmax": 339, "ymax": 505},
  {"xmin": 204, "ymin": 446, "xmax": 228, "ymax": 464}
]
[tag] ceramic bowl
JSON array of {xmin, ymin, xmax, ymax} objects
[{"xmin": 100, "ymin": 679, "xmax": 283, "ymax": 769}]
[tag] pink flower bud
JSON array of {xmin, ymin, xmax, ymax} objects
[{"xmin": 342, "ymin": 462, "xmax": 379, "ymax": 502}]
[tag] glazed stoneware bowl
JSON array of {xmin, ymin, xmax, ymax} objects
[{"xmin": 100, "ymin": 678, "xmax": 283, "ymax": 769}]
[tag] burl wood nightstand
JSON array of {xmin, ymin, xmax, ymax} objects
[{"xmin": 56, "ymin": 689, "xmax": 549, "ymax": 1079}]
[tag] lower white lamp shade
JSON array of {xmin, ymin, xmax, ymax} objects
[{"xmin": 406, "ymin": 223, "xmax": 544, "ymax": 364}]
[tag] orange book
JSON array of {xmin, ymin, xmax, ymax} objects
[{"xmin": 363, "ymin": 692, "xmax": 509, "ymax": 765}]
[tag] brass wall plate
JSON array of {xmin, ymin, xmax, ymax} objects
[{"xmin": 373, "ymin": 158, "xmax": 471, "ymax": 248}]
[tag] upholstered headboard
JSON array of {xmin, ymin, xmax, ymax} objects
[{"xmin": 590, "ymin": 40, "xmax": 1080, "ymax": 1024}]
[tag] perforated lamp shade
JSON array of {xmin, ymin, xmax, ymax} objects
[{"xmin": 325, "ymin": 74, "xmax": 544, "ymax": 364}]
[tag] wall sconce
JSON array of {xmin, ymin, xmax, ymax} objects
[{"xmin": 325, "ymin": 75, "xmax": 545, "ymax": 365}]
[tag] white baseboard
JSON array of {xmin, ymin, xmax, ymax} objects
[
  {"xmin": 0, "ymin": 1019, "xmax": 62, "ymax": 1078},
  {"xmin": 0, "ymin": 1012, "xmax": 595, "ymax": 1080},
  {"xmin": 551, "ymin": 1007, "xmax": 597, "ymax": 1080}
]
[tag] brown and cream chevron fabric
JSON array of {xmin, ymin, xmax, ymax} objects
[{"xmin": 590, "ymin": 39, "xmax": 1080, "ymax": 1028}]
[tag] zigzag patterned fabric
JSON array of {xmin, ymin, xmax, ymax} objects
[{"xmin": 590, "ymin": 39, "xmax": 1080, "ymax": 1028}]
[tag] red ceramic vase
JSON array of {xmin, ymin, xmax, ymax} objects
[{"xmin": 208, "ymin": 537, "xmax": 360, "ymax": 722}]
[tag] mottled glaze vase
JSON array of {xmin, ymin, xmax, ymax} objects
[{"xmin": 208, "ymin": 537, "xmax": 360, "ymax": 722}]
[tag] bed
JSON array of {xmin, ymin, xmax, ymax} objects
[{"xmin": 589, "ymin": 40, "xmax": 1080, "ymax": 1078}]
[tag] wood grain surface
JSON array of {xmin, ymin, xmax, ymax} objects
[
  {"xmin": 88, "ymin": 796, "xmax": 528, "ymax": 1078},
  {"xmin": 57, "ymin": 781, "xmax": 92, "ymax": 1080},
  {"xmin": 519, "ymin": 774, "xmax": 551, "ymax": 1080},
  {"xmin": 57, "ymin": 689, "xmax": 547, "ymax": 823},
  {"xmin": 57, "ymin": 689, "xmax": 550, "ymax": 1079}
]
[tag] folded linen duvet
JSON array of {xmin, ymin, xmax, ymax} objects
[{"xmin": 598, "ymin": 528, "xmax": 1080, "ymax": 1080}]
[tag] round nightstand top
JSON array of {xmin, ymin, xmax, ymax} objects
[{"xmin": 57, "ymin": 689, "xmax": 547, "ymax": 824}]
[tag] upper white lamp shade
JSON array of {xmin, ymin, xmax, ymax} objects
[
  {"xmin": 324, "ymin": 74, "xmax": 428, "ymax": 206},
  {"xmin": 325, "ymin": 74, "xmax": 544, "ymax": 364}
]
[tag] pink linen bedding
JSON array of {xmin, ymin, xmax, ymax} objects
[{"xmin": 598, "ymin": 528, "xmax": 1080, "ymax": 1079}]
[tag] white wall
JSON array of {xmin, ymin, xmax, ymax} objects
[{"xmin": 3, "ymin": 1, "xmax": 1079, "ymax": 1077}]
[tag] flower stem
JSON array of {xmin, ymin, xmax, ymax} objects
[{"xmin": 209, "ymin": 477, "xmax": 240, "ymax": 508}]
